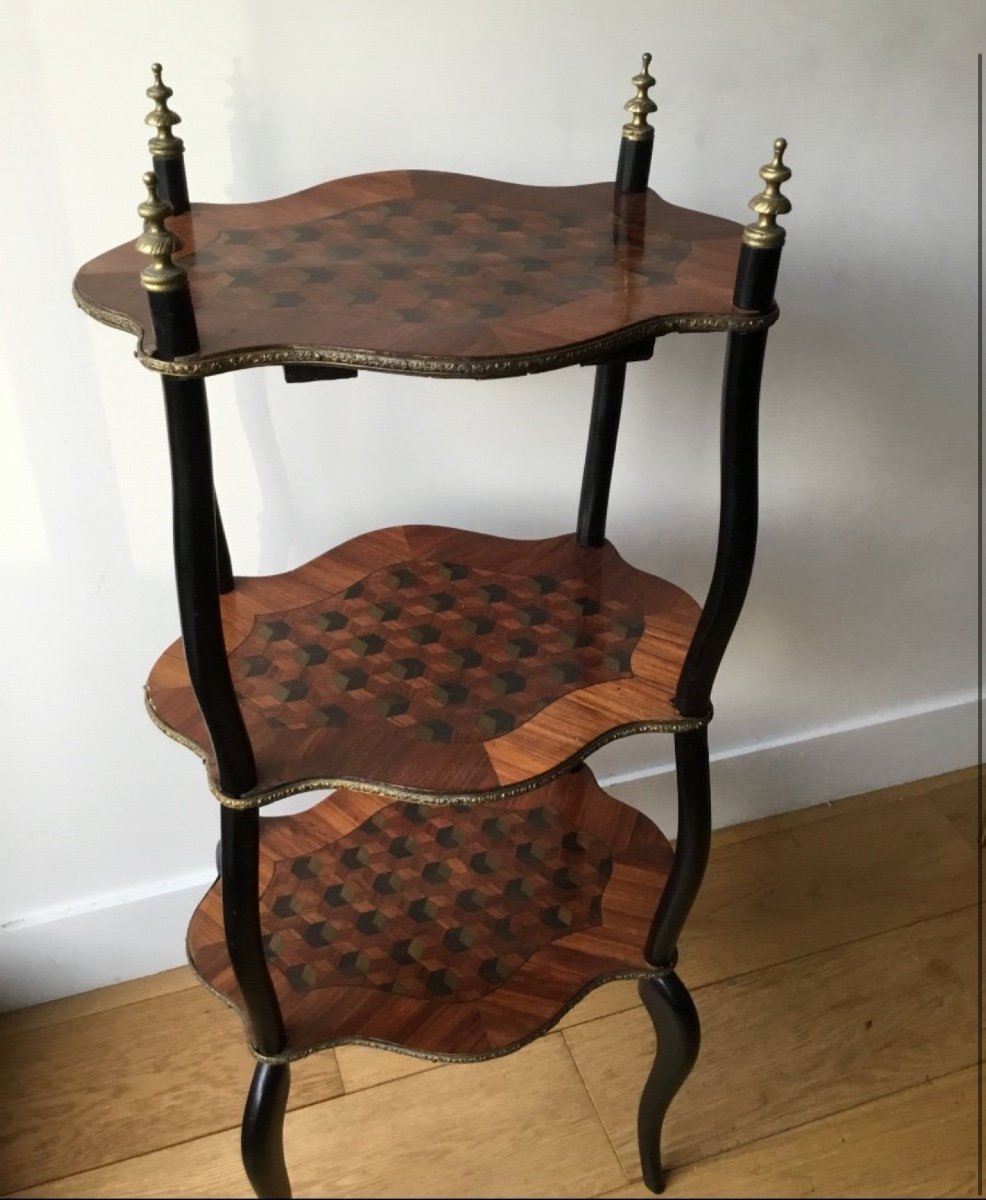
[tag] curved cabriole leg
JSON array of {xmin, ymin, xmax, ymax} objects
[
  {"xmin": 222, "ymin": 808, "xmax": 291, "ymax": 1196},
  {"xmin": 242, "ymin": 1061, "xmax": 292, "ymax": 1199},
  {"xmin": 637, "ymin": 972, "xmax": 701, "ymax": 1195}
]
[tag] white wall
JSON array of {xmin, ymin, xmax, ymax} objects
[{"xmin": 1, "ymin": 0, "xmax": 979, "ymax": 1007}]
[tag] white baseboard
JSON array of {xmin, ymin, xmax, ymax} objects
[
  {"xmin": 0, "ymin": 879, "xmax": 206, "ymax": 1012},
  {"xmin": 603, "ymin": 694, "xmax": 977, "ymax": 836},
  {"xmin": 1, "ymin": 695, "xmax": 976, "ymax": 1012}
]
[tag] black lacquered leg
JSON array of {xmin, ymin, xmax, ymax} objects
[
  {"xmin": 162, "ymin": 375, "xmax": 257, "ymax": 796},
  {"xmin": 577, "ymin": 360, "xmax": 627, "ymax": 547},
  {"xmin": 646, "ymin": 727, "xmax": 712, "ymax": 966},
  {"xmin": 637, "ymin": 972, "xmax": 701, "ymax": 1194},
  {"xmin": 242, "ymin": 1061, "xmax": 292, "ymax": 1200}
]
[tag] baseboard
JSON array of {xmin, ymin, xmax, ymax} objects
[
  {"xmin": 602, "ymin": 693, "xmax": 977, "ymax": 837},
  {"xmin": 0, "ymin": 694, "xmax": 976, "ymax": 1012},
  {"xmin": 0, "ymin": 878, "xmax": 206, "ymax": 1012}
]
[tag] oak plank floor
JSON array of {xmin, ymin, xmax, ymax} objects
[
  {"xmin": 599, "ymin": 1068, "xmax": 978, "ymax": 1199},
  {"xmin": 0, "ymin": 987, "xmax": 344, "ymax": 1195},
  {"xmin": 1, "ymin": 766, "xmax": 978, "ymax": 1198},
  {"xmin": 563, "ymin": 906, "xmax": 979, "ymax": 1178},
  {"xmin": 15, "ymin": 1036, "xmax": 625, "ymax": 1200}
]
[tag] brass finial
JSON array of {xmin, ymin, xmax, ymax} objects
[
  {"xmin": 743, "ymin": 138, "xmax": 792, "ymax": 249},
  {"xmin": 622, "ymin": 52, "xmax": 657, "ymax": 142},
  {"xmin": 136, "ymin": 171, "xmax": 186, "ymax": 292},
  {"xmin": 145, "ymin": 62, "xmax": 184, "ymax": 159}
]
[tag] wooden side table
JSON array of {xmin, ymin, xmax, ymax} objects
[{"xmin": 73, "ymin": 56, "xmax": 791, "ymax": 1198}]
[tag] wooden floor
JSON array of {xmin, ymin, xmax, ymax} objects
[{"xmin": 0, "ymin": 767, "xmax": 979, "ymax": 1198}]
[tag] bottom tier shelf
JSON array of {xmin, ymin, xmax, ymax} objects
[{"xmin": 187, "ymin": 765, "xmax": 672, "ymax": 1063}]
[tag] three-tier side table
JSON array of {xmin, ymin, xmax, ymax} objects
[{"xmin": 73, "ymin": 57, "xmax": 791, "ymax": 1199}]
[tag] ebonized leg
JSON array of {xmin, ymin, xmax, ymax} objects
[
  {"xmin": 646, "ymin": 727, "xmax": 712, "ymax": 966},
  {"xmin": 637, "ymin": 972, "xmax": 701, "ymax": 1194},
  {"xmin": 577, "ymin": 360, "xmax": 627, "ymax": 547},
  {"xmin": 242, "ymin": 1061, "xmax": 292, "ymax": 1199}
]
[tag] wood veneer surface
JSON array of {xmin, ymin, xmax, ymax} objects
[
  {"xmin": 187, "ymin": 767, "xmax": 673, "ymax": 1062},
  {"xmin": 73, "ymin": 170, "xmax": 754, "ymax": 379},
  {"xmin": 146, "ymin": 526, "xmax": 702, "ymax": 806}
]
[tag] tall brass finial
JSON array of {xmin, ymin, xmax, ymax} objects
[
  {"xmin": 622, "ymin": 52, "xmax": 657, "ymax": 142},
  {"xmin": 743, "ymin": 138, "xmax": 792, "ymax": 249},
  {"xmin": 145, "ymin": 62, "xmax": 184, "ymax": 159},
  {"xmin": 136, "ymin": 171, "xmax": 186, "ymax": 292}
]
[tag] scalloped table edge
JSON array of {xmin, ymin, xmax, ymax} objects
[
  {"xmin": 145, "ymin": 686, "xmax": 708, "ymax": 809},
  {"xmin": 74, "ymin": 282, "xmax": 778, "ymax": 381}
]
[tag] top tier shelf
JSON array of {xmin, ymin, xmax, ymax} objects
[{"xmin": 73, "ymin": 170, "xmax": 775, "ymax": 381}]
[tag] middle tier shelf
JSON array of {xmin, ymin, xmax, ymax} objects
[{"xmin": 147, "ymin": 525, "xmax": 703, "ymax": 806}]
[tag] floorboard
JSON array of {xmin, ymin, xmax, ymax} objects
[
  {"xmin": 599, "ymin": 1067, "xmax": 978, "ymax": 1199},
  {"xmin": 0, "ymin": 986, "xmax": 343, "ymax": 1195},
  {"xmin": 14, "ymin": 1035, "xmax": 626, "ymax": 1199},
  {"xmin": 563, "ymin": 906, "xmax": 979, "ymax": 1179}
]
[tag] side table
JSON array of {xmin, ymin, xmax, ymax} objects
[{"xmin": 73, "ymin": 55, "xmax": 791, "ymax": 1198}]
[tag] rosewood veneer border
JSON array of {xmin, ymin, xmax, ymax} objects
[
  {"xmin": 200, "ymin": 963, "xmax": 666, "ymax": 1066},
  {"xmin": 72, "ymin": 284, "xmax": 778, "ymax": 380},
  {"xmin": 147, "ymin": 692, "xmax": 705, "ymax": 809}
]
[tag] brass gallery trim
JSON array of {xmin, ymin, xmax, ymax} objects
[
  {"xmin": 144, "ymin": 687, "xmax": 709, "ymax": 811},
  {"xmin": 217, "ymin": 966, "xmax": 673, "ymax": 1067},
  {"xmin": 72, "ymin": 286, "xmax": 779, "ymax": 379}
]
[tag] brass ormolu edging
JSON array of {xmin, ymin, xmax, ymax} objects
[
  {"xmin": 145, "ymin": 62, "xmax": 184, "ymax": 159},
  {"xmin": 186, "ymin": 918, "xmax": 671, "ymax": 1066},
  {"xmin": 72, "ymin": 285, "xmax": 780, "ymax": 379},
  {"xmin": 143, "ymin": 686, "xmax": 709, "ymax": 810},
  {"xmin": 622, "ymin": 52, "xmax": 657, "ymax": 142},
  {"xmin": 136, "ymin": 172, "xmax": 187, "ymax": 293},
  {"xmin": 743, "ymin": 137, "xmax": 791, "ymax": 249},
  {"xmin": 71, "ymin": 283, "xmax": 141, "ymax": 337},
  {"xmin": 244, "ymin": 968, "xmax": 669, "ymax": 1066}
]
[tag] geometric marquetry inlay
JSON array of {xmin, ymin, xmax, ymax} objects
[
  {"xmin": 187, "ymin": 192, "xmax": 690, "ymax": 329},
  {"xmin": 260, "ymin": 800, "xmax": 612, "ymax": 1003},
  {"xmin": 232, "ymin": 558, "xmax": 644, "ymax": 744}
]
